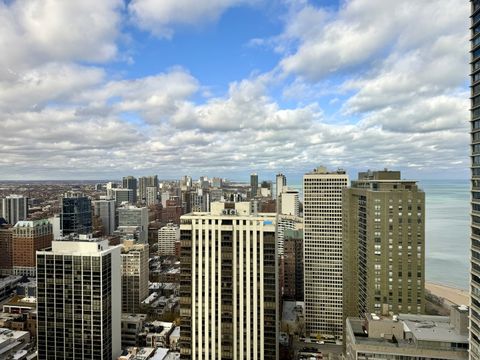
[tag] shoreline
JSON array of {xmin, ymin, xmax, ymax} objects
[{"xmin": 425, "ymin": 281, "xmax": 469, "ymax": 307}]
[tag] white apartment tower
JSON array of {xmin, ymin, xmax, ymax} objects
[
  {"xmin": 36, "ymin": 236, "xmax": 122, "ymax": 359},
  {"xmin": 158, "ymin": 223, "xmax": 179, "ymax": 256},
  {"xmin": 281, "ymin": 188, "xmax": 300, "ymax": 216},
  {"xmin": 303, "ymin": 166, "xmax": 348, "ymax": 339},
  {"xmin": 276, "ymin": 174, "xmax": 287, "ymax": 199},
  {"xmin": 179, "ymin": 202, "xmax": 278, "ymax": 360}
]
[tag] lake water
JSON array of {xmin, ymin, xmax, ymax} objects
[
  {"xmin": 289, "ymin": 179, "xmax": 470, "ymax": 290},
  {"xmin": 420, "ymin": 179, "xmax": 470, "ymax": 290}
]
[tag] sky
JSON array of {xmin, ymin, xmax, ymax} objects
[{"xmin": 0, "ymin": 0, "xmax": 471, "ymax": 181}]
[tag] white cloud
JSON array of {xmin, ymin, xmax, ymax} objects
[
  {"xmin": 128, "ymin": 0, "xmax": 257, "ymax": 37},
  {"xmin": 0, "ymin": 0, "xmax": 123, "ymax": 77}
]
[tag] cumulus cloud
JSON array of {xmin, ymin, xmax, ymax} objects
[
  {"xmin": 0, "ymin": 0, "xmax": 470, "ymax": 180},
  {"xmin": 0, "ymin": 0, "xmax": 123, "ymax": 76},
  {"xmin": 128, "ymin": 0, "xmax": 258, "ymax": 38}
]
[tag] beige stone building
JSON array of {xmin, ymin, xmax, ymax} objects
[{"xmin": 121, "ymin": 240, "xmax": 149, "ymax": 313}]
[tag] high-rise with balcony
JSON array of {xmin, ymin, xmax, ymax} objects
[
  {"xmin": 471, "ymin": 1, "xmax": 480, "ymax": 357},
  {"xmin": 303, "ymin": 166, "xmax": 348, "ymax": 339},
  {"xmin": 343, "ymin": 170, "xmax": 425, "ymax": 321},
  {"xmin": 36, "ymin": 235, "xmax": 121, "ymax": 359},
  {"xmin": 179, "ymin": 202, "xmax": 278, "ymax": 360}
]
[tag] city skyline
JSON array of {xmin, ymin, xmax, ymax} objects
[{"xmin": 0, "ymin": 0, "xmax": 470, "ymax": 180}]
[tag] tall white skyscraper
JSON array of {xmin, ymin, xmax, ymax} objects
[
  {"xmin": 303, "ymin": 166, "xmax": 348, "ymax": 339},
  {"xmin": 179, "ymin": 202, "xmax": 278, "ymax": 360},
  {"xmin": 92, "ymin": 199, "xmax": 116, "ymax": 235},
  {"xmin": 280, "ymin": 188, "xmax": 300, "ymax": 216},
  {"xmin": 36, "ymin": 235, "xmax": 122, "ymax": 359},
  {"xmin": 276, "ymin": 173, "xmax": 286, "ymax": 199},
  {"xmin": 0, "ymin": 195, "xmax": 28, "ymax": 225}
]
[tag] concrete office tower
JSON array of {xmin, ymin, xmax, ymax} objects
[
  {"xmin": 61, "ymin": 192, "xmax": 92, "ymax": 236},
  {"xmin": 158, "ymin": 223, "xmax": 179, "ymax": 256},
  {"xmin": 277, "ymin": 214, "xmax": 302, "ymax": 256},
  {"xmin": 0, "ymin": 195, "xmax": 28, "ymax": 225},
  {"xmin": 0, "ymin": 222, "xmax": 13, "ymax": 274},
  {"xmin": 112, "ymin": 188, "xmax": 134, "ymax": 205},
  {"xmin": 146, "ymin": 186, "xmax": 158, "ymax": 206},
  {"xmin": 12, "ymin": 220, "xmax": 53, "ymax": 276},
  {"xmin": 123, "ymin": 176, "xmax": 138, "ymax": 203},
  {"xmin": 343, "ymin": 170, "xmax": 425, "ymax": 320},
  {"xmin": 93, "ymin": 200, "xmax": 116, "ymax": 235},
  {"xmin": 179, "ymin": 202, "xmax": 278, "ymax": 360},
  {"xmin": 283, "ymin": 229, "xmax": 304, "ymax": 301},
  {"xmin": 121, "ymin": 240, "xmax": 149, "ymax": 313},
  {"xmin": 472, "ymin": 1, "xmax": 480, "ymax": 357},
  {"xmin": 276, "ymin": 173, "xmax": 287, "ymax": 199},
  {"xmin": 303, "ymin": 166, "xmax": 348, "ymax": 339},
  {"xmin": 139, "ymin": 176, "xmax": 159, "ymax": 203},
  {"xmin": 250, "ymin": 173, "xmax": 259, "ymax": 198},
  {"xmin": 118, "ymin": 206, "xmax": 149, "ymax": 244},
  {"xmin": 36, "ymin": 236, "xmax": 121, "ymax": 359},
  {"xmin": 281, "ymin": 188, "xmax": 300, "ymax": 216}
]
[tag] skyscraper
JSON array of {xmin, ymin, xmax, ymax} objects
[
  {"xmin": 139, "ymin": 175, "xmax": 158, "ymax": 203},
  {"xmin": 123, "ymin": 176, "xmax": 138, "ymax": 203},
  {"xmin": 280, "ymin": 188, "xmax": 300, "ymax": 216},
  {"xmin": 250, "ymin": 173, "xmax": 259, "ymax": 198},
  {"xmin": 92, "ymin": 199, "xmax": 116, "ymax": 235},
  {"xmin": 303, "ymin": 166, "xmax": 348, "ymax": 339},
  {"xmin": 12, "ymin": 219, "xmax": 53, "ymax": 276},
  {"xmin": 60, "ymin": 192, "xmax": 92, "ymax": 236},
  {"xmin": 179, "ymin": 202, "xmax": 278, "ymax": 360},
  {"xmin": 118, "ymin": 205, "xmax": 149, "ymax": 244},
  {"xmin": 471, "ymin": 1, "xmax": 480, "ymax": 357},
  {"xmin": 343, "ymin": 170, "xmax": 425, "ymax": 320},
  {"xmin": 276, "ymin": 173, "xmax": 286, "ymax": 199},
  {"xmin": 121, "ymin": 240, "xmax": 149, "ymax": 313},
  {"xmin": 36, "ymin": 236, "xmax": 122, "ymax": 359},
  {"xmin": 158, "ymin": 223, "xmax": 179, "ymax": 256},
  {"xmin": 0, "ymin": 195, "xmax": 28, "ymax": 225}
]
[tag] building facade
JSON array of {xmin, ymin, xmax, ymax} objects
[
  {"xmin": 12, "ymin": 220, "xmax": 53, "ymax": 276},
  {"xmin": 92, "ymin": 200, "xmax": 116, "ymax": 236},
  {"xmin": 0, "ymin": 195, "xmax": 28, "ymax": 225},
  {"xmin": 179, "ymin": 202, "xmax": 278, "ymax": 360},
  {"xmin": 471, "ymin": 1, "xmax": 480, "ymax": 357},
  {"xmin": 61, "ymin": 192, "xmax": 92, "ymax": 236},
  {"xmin": 123, "ymin": 176, "xmax": 138, "ymax": 203},
  {"xmin": 121, "ymin": 240, "xmax": 149, "ymax": 314},
  {"xmin": 158, "ymin": 223, "xmax": 179, "ymax": 256},
  {"xmin": 303, "ymin": 166, "xmax": 348, "ymax": 338},
  {"xmin": 283, "ymin": 229, "xmax": 304, "ymax": 301},
  {"xmin": 0, "ymin": 223, "xmax": 13, "ymax": 274},
  {"xmin": 139, "ymin": 176, "xmax": 158, "ymax": 204},
  {"xmin": 280, "ymin": 188, "xmax": 300, "ymax": 217},
  {"xmin": 118, "ymin": 206, "xmax": 149, "ymax": 244},
  {"xmin": 276, "ymin": 174, "xmax": 286, "ymax": 199},
  {"xmin": 250, "ymin": 173, "xmax": 259, "ymax": 198},
  {"xmin": 343, "ymin": 170, "xmax": 425, "ymax": 320},
  {"xmin": 36, "ymin": 237, "xmax": 121, "ymax": 359},
  {"xmin": 345, "ymin": 308, "xmax": 468, "ymax": 360}
]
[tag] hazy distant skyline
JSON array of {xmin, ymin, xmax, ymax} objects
[{"xmin": 0, "ymin": 0, "xmax": 470, "ymax": 180}]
